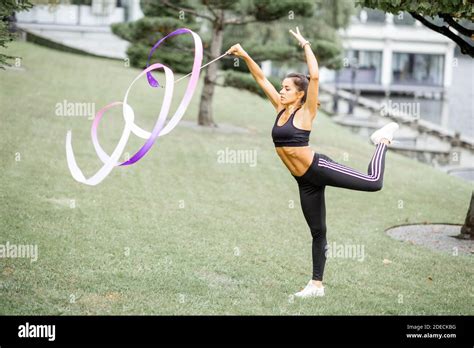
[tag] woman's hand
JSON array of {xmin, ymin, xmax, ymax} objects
[
  {"xmin": 289, "ymin": 26, "xmax": 309, "ymax": 47},
  {"xmin": 226, "ymin": 43, "xmax": 248, "ymax": 58}
]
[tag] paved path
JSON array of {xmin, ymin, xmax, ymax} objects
[
  {"xmin": 386, "ymin": 224, "xmax": 473, "ymax": 255},
  {"xmin": 17, "ymin": 22, "xmax": 128, "ymax": 59}
]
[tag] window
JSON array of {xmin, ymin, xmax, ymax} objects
[
  {"xmin": 392, "ymin": 53, "xmax": 444, "ymax": 86},
  {"xmin": 364, "ymin": 8, "xmax": 386, "ymax": 23},
  {"xmin": 338, "ymin": 50, "xmax": 382, "ymax": 84},
  {"xmin": 393, "ymin": 12, "xmax": 416, "ymax": 26}
]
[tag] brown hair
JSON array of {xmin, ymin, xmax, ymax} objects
[{"xmin": 285, "ymin": 73, "xmax": 320, "ymax": 107}]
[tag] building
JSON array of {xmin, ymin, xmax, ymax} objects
[
  {"xmin": 324, "ymin": 9, "xmax": 455, "ymax": 96},
  {"xmin": 15, "ymin": 0, "xmax": 144, "ymax": 59}
]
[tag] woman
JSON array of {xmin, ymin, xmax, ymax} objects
[{"xmin": 227, "ymin": 27, "xmax": 399, "ymax": 298}]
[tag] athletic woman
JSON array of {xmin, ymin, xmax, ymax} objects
[{"xmin": 226, "ymin": 27, "xmax": 399, "ymax": 298}]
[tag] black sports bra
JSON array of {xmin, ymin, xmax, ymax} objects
[{"xmin": 271, "ymin": 107, "xmax": 311, "ymax": 147}]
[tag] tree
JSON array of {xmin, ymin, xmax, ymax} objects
[
  {"xmin": 113, "ymin": 0, "xmax": 352, "ymax": 127},
  {"xmin": 356, "ymin": 0, "xmax": 474, "ymax": 58},
  {"xmin": 459, "ymin": 192, "xmax": 474, "ymax": 240},
  {"xmin": 0, "ymin": 0, "xmax": 33, "ymax": 68}
]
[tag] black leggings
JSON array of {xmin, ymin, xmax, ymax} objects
[{"xmin": 292, "ymin": 142, "xmax": 388, "ymax": 281}]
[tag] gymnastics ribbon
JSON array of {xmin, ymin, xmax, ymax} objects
[{"xmin": 66, "ymin": 28, "xmax": 205, "ymax": 186}]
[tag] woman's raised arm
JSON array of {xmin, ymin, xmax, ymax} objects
[
  {"xmin": 289, "ymin": 27, "xmax": 319, "ymax": 118},
  {"xmin": 226, "ymin": 44, "xmax": 281, "ymax": 111}
]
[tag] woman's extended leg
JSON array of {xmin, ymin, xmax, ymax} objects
[{"xmin": 316, "ymin": 142, "xmax": 388, "ymax": 192}]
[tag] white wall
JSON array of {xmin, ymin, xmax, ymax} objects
[
  {"xmin": 339, "ymin": 20, "xmax": 454, "ymax": 88},
  {"xmin": 16, "ymin": 4, "xmax": 124, "ymax": 26}
]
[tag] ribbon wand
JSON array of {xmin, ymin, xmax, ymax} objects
[{"xmin": 161, "ymin": 51, "xmax": 231, "ymax": 87}]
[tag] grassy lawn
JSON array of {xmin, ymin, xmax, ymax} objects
[{"xmin": 0, "ymin": 41, "xmax": 472, "ymax": 315}]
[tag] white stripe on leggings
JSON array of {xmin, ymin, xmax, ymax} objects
[
  {"xmin": 318, "ymin": 143, "xmax": 385, "ymax": 178},
  {"xmin": 370, "ymin": 143, "xmax": 383, "ymax": 175},
  {"xmin": 318, "ymin": 143, "xmax": 385, "ymax": 180},
  {"xmin": 317, "ymin": 143, "xmax": 386, "ymax": 182},
  {"xmin": 318, "ymin": 142, "xmax": 385, "ymax": 178}
]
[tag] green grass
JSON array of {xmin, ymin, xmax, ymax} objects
[{"xmin": 0, "ymin": 41, "xmax": 473, "ymax": 315}]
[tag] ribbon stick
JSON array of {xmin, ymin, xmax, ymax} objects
[
  {"xmin": 170, "ymin": 52, "xmax": 229, "ymax": 86},
  {"xmin": 65, "ymin": 28, "xmax": 227, "ymax": 186}
]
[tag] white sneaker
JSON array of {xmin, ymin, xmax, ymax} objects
[
  {"xmin": 294, "ymin": 280, "xmax": 325, "ymax": 298},
  {"xmin": 370, "ymin": 122, "xmax": 399, "ymax": 145}
]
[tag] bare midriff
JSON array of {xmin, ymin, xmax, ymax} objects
[{"xmin": 275, "ymin": 146, "xmax": 315, "ymax": 177}]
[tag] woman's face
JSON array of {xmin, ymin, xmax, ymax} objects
[{"xmin": 279, "ymin": 78, "xmax": 304, "ymax": 106}]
